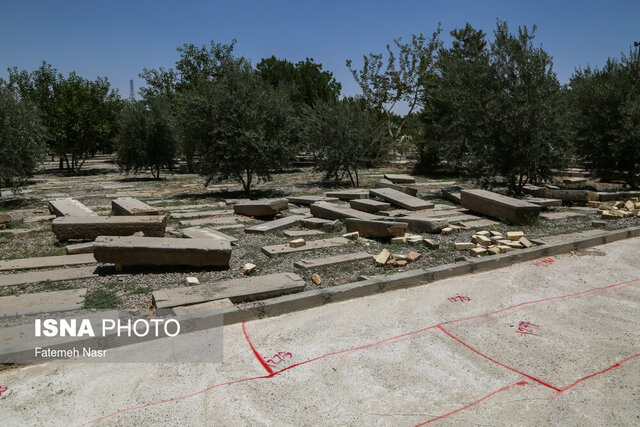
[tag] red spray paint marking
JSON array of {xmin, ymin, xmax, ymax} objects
[
  {"xmin": 556, "ymin": 352, "xmax": 640, "ymax": 394},
  {"xmin": 81, "ymin": 277, "xmax": 640, "ymax": 425},
  {"xmin": 0, "ymin": 386, "xmax": 8, "ymax": 397},
  {"xmin": 511, "ymin": 321, "xmax": 540, "ymax": 335},
  {"xmin": 242, "ymin": 321, "xmax": 273, "ymax": 375},
  {"xmin": 414, "ymin": 381, "xmax": 529, "ymax": 426},
  {"xmin": 265, "ymin": 352, "xmax": 293, "ymax": 368},
  {"xmin": 533, "ymin": 257, "xmax": 555, "ymax": 267},
  {"xmin": 448, "ymin": 295, "xmax": 471, "ymax": 303}
]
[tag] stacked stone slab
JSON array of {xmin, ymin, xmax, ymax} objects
[
  {"xmin": 374, "ymin": 179, "xmax": 418, "ymax": 196},
  {"xmin": 111, "ymin": 197, "xmax": 159, "ymax": 216},
  {"xmin": 52, "ymin": 216, "xmax": 166, "ymax": 241},
  {"xmin": 310, "ymin": 201, "xmax": 380, "ymax": 221},
  {"xmin": 48, "ymin": 198, "xmax": 97, "ymax": 217},
  {"xmin": 345, "ymin": 218, "xmax": 407, "ymax": 238},
  {"xmin": 460, "ymin": 189, "xmax": 541, "ymax": 225},
  {"xmin": 349, "ymin": 199, "xmax": 390, "ymax": 213},
  {"xmin": 324, "ymin": 189, "xmax": 369, "ymax": 200},
  {"xmin": 94, "ymin": 236, "xmax": 231, "ymax": 268},
  {"xmin": 370, "ymin": 188, "xmax": 433, "ymax": 211},
  {"xmin": 233, "ymin": 199, "xmax": 289, "ymax": 217}
]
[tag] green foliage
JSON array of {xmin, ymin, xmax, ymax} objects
[
  {"xmin": 116, "ymin": 97, "xmax": 177, "ymax": 179},
  {"xmin": 83, "ymin": 289, "xmax": 120, "ymax": 309},
  {"xmin": 569, "ymin": 49, "xmax": 640, "ymax": 187},
  {"xmin": 0, "ymin": 85, "xmax": 46, "ymax": 191},
  {"xmin": 300, "ymin": 97, "xmax": 390, "ymax": 187}
]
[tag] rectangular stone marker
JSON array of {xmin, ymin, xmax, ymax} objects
[
  {"xmin": 345, "ymin": 218, "xmax": 407, "ymax": 238},
  {"xmin": 0, "ymin": 288, "xmax": 87, "ymax": 316},
  {"xmin": 0, "ymin": 266, "xmax": 98, "ymax": 287},
  {"xmin": 262, "ymin": 237, "xmax": 350, "ymax": 257},
  {"xmin": 170, "ymin": 209, "xmax": 234, "ymax": 219},
  {"xmin": 563, "ymin": 177, "xmax": 587, "ymax": 185},
  {"xmin": 181, "ymin": 227, "xmax": 238, "ymax": 244},
  {"xmin": 52, "ymin": 216, "xmax": 166, "ymax": 241},
  {"xmin": 349, "ymin": 199, "xmax": 391, "ymax": 213},
  {"xmin": 383, "ymin": 174, "xmax": 416, "ymax": 184},
  {"xmin": 48, "ymin": 198, "xmax": 97, "ymax": 217},
  {"xmin": 310, "ymin": 201, "xmax": 380, "ymax": 221},
  {"xmin": 441, "ymin": 188, "xmax": 461, "ymax": 204},
  {"xmin": 94, "ymin": 236, "xmax": 231, "ymax": 268},
  {"xmin": 233, "ymin": 199, "xmax": 289, "ymax": 217},
  {"xmin": 460, "ymin": 189, "xmax": 541, "ymax": 225},
  {"xmin": 65, "ymin": 242, "xmax": 94, "ymax": 254},
  {"xmin": 0, "ymin": 254, "xmax": 96, "ymax": 272},
  {"xmin": 325, "ymin": 189, "xmax": 370, "ymax": 200},
  {"xmin": 540, "ymin": 211, "xmax": 585, "ymax": 220},
  {"xmin": 294, "ymin": 251, "xmax": 372, "ymax": 269},
  {"xmin": 152, "ymin": 272, "xmax": 305, "ymax": 309},
  {"xmin": 370, "ymin": 188, "xmax": 433, "ymax": 211},
  {"xmin": 283, "ymin": 229, "xmax": 324, "ymax": 237},
  {"xmin": 374, "ymin": 179, "xmax": 418, "ymax": 197},
  {"xmin": 458, "ymin": 218, "xmax": 500, "ymax": 228},
  {"xmin": 287, "ymin": 196, "xmax": 339, "ymax": 205},
  {"xmin": 178, "ymin": 216, "xmax": 238, "ymax": 227},
  {"xmin": 386, "ymin": 215, "xmax": 448, "ymax": 233},
  {"xmin": 525, "ymin": 197, "xmax": 563, "ymax": 208},
  {"xmin": 542, "ymin": 188, "xmax": 599, "ymax": 202},
  {"xmin": 111, "ymin": 197, "xmax": 158, "ymax": 216},
  {"xmin": 245, "ymin": 215, "xmax": 309, "ymax": 234}
]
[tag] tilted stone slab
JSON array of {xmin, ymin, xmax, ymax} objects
[
  {"xmin": 294, "ymin": 251, "xmax": 372, "ymax": 269},
  {"xmin": 526, "ymin": 188, "xmax": 598, "ymax": 202},
  {"xmin": 245, "ymin": 214, "xmax": 309, "ymax": 234},
  {"xmin": 310, "ymin": 201, "xmax": 380, "ymax": 221},
  {"xmin": 262, "ymin": 237, "xmax": 350, "ymax": 257},
  {"xmin": 170, "ymin": 209, "xmax": 234, "ymax": 219},
  {"xmin": 152, "ymin": 272, "xmax": 305, "ymax": 309},
  {"xmin": 300, "ymin": 217, "xmax": 338, "ymax": 229},
  {"xmin": 233, "ymin": 199, "xmax": 289, "ymax": 217},
  {"xmin": 370, "ymin": 188, "xmax": 433, "ymax": 211},
  {"xmin": 287, "ymin": 196, "xmax": 339, "ymax": 205},
  {"xmin": 324, "ymin": 189, "xmax": 370, "ymax": 200},
  {"xmin": 374, "ymin": 179, "xmax": 418, "ymax": 197},
  {"xmin": 111, "ymin": 197, "xmax": 158, "ymax": 216},
  {"xmin": 65, "ymin": 242, "xmax": 95, "ymax": 254},
  {"xmin": 0, "ymin": 254, "xmax": 96, "ymax": 272},
  {"xmin": 94, "ymin": 236, "xmax": 231, "ymax": 268},
  {"xmin": 0, "ymin": 288, "xmax": 87, "ymax": 316},
  {"xmin": 178, "ymin": 216, "xmax": 238, "ymax": 227},
  {"xmin": 525, "ymin": 197, "xmax": 562, "ymax": 208},
  {"xmin": 283, "ymin": 230, "xmax": 324, "ymax": 237},
  {"xmin": 349, "ymin": 199, "xmax": 391, "ymax": 213},
  {"xmin": 386, "ymin": 215, "xmax": 448, "ymax": 233},
  {"xmin": 441, "ymin": 187, "xmax": 462, "ymax": 204},
  {"xmin": 540, "ymin": 211, "xmax": 586, "ymax": 220},
  {"xmin": 458, "ymin": 218, "xmax": 501, "ymax": 228},
  {"xmin": 345, "ymin": 218, "xmax": 407, "ymax": 238},
  {"xmin": 48, "ymin": 198, "xmax": 97, "ymax": 217},
  {"xmin": 460, "ymin": 189, "xmax": 541, "ymax": 225},
  {"xmin": 181, "ymin": 227, "xmax": 238, "ymax": 244},
  {"xmin": 52, "ymin": 216, "xmax": 166, "ymax": 241},
  {"xmin": 0, "ymin": 266, "xmax": 98, "ymax": 287},
  {"xmin": 383, "ymin": 174, "xmax": 416, "ymax": 184}
]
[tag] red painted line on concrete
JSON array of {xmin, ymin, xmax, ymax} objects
[
  {"xmin": 557, "ymin": 353, "xmax": 640, "ymax": 393},
  {"xmin": 437, "ymin": 325, "xmax": 561, "ymax": 391},
  {"xmin": 414, "ymin": 381, "xmax": 529, "ymax": 426},
  {"xmin": 242, "ymin": 321, "xmax": 274, "ymax": 375}
]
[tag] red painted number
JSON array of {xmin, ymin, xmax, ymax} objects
[
  {"xmin": 533, "ymin": 258, "xmax": 554, "ymax": 267},
  {"xmin": 265, "ymin": 352, "xmax": 293, "ymax": 368},
  {"xmin": 448, "ymin": 295, "xmax": 471, "ymax": 303}
]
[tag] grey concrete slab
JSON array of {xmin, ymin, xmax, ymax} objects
[
  {"xmin": 111, "ymin": 198, "xmax": 159, "ymax": 216},
  {"xmin": 374, "ymin": 179, "xmax": 419, "ymax": 196},
  {"xmin": 541, "ymin": 211, "xmax": 587, "ymax": 220},
  {"xmin": 233, "ymin": 199, "xmax": 289, "ymax": 217},
  {"xmin": 294, "ymin": 251, "xmax": 372, "ymax": 269},
  {"xmin": 180, "ymin": 227, "xmax": 238, "ymax": 244},
  {"xmin": 178, "ymin": 216, "xmax": 238, "ymax": 227},
  {"xmin": 262, "ymin": 237, "xmax": 351, "ymax": 257},
  {"xmin": 172, "ymin": 298, "xmax": 234, "ymax": 315},
  {"xmin": 283, "ymin": 230, "xmax": 324, "ymax": 237},
  {"xmin": 461, "ymin": 189, "xmax": 541, "ymax": 224},
  {"xmin": 0, "ymin": 254, "xmax": 96, "ymax": 272},
  {"xmin": 52, "ymin": 215, "xmax": 167, "ymax": 241},
  {"xmin": 370, "ymin": 188, "xmax": 433, "ymax": 210},
  {"xmin": 48, "ymin": 198, "xmax": 98, "ymax": 217},
  {"xmin": 324, "ymin": 189, "xmax": 370, "ymax": 200},
  {"xmin": 287, "ymin": 196, "xmax": 339, "ymax": 205},
  {"xmin": 170, "ymin": 210, "xmax": 234, "ymax": 219},
  {"xmin": 383, "ymin": 174, "xmax": 416, "ymax": 183},
  {"xmin": 0, "ymin": 266, "xmax": 98, "ymax": 287},
  {"xmin": 245, "ymin": 215, "xmax": 309, "ymax": 234},
  {"xmin": 0, "ymin": 288, "xmax": 87, "ymax": 316},
  {"xmin": 310, "ymin": 201, "xmax": 380, "ymax": 221},
  {"xmin": 345, "ymin": 218, "xmax": 407, "ymax": 238},
  {"xmin": 349, "ymin": 199, "xmax": 391, "ymax": 213}
]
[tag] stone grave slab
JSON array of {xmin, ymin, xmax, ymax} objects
[
  {"xmin": 0, "ymin": 254, "xmax": 96, "ymax": 272},
  {"xmin": 458, "ymin": 218, "xmax": 501, "ymax": 228},
  {"xmin": 178, "ymin": 216, "xmax": 238, "ymax": 227},
  {"xmin": 23, "ymin": 215, "xmax": 56, "ymax": 223},
  {"xmin": 94, "ymin": 236, "xmax": 232, "ymax": 268},
  {"xmin": 441, "ymin": 188, "xmax": 462, "ymax": 204},
  {"xmin": 48, "ymin": 198, "xmax": 98, "ymax": 217},
  {"xmin": 287, "ymin": 196, "xmax": 339, "ymax": 205},
  {"xmin": 383, "ymin": 174, "xmax": 416, "ymax": 184},
  {"xmin": 540, "ymin": 211, "xmax": 586, "ymax": 220},
  {"xmin": 525, "ymin": 197, "xmax": 563, "ymax": 208},
  {"xmin": 0, "ymin": 266, "xmax": 98, "ymax": 287},
  {"xmin": 310, "ymin": 201, "xmax": 380, "ymax": 221},
  {"xmin": 563, "ymin": 177, "xmax": 588, "ymax": 185},
  {"xmin": 324, "ymin": 189, "xmax": 370, "ymax": 200},
  {"xmin": 345, "ymin": 218, "xmax": 407, "ymax": 238},
  {"xmin": 386, "ymin": 215, "xmax": 448, "ymax": 233},
  {"xmin": 245, "ymin": 215, "xmax": 309, "ymax": 234},
  {"xmin": 0, "ymin": 288, "xmax": 87, "ymax": 316},
  {"xmin": 233, "ymin": 199, "xmax": 289, "ymax": 217},
  {"xmin": 152, "ymin": 272, "xmax": 305, "ymax": 309},
  {"xmin": 290, "ymin": 207, "xmax": 311, "ymax": 215},
  {"xmin": 349, "ymin": 199, "xmax": 391, "ymax": 213},
  {"xmin": 170, "ymin": 210, "xmax": 234, "ymax": 219},
  {"xmin": 262, "ymin": 237, "xmax": 350, "ymax": 257},
  {"xmin": 157, "ymin": 203, "xmax": 220, "ymax": 211},
  {"xmin": 294, "ymin": 251, "xmax": 372, "ymax": 269},
  {"xmin": 111, "ymin": 197, "xmax": 158, "ymax": 216},
  {"xmin": 52, "ymin": 216, "xmax": 166, "ymax": 241},
  {"xmin": 181, "ymin": 227, "xmax": 238, "ymax": 244},
  {"xmin": 283, "ymin": 229, "xmax": 324, "ymax": 237},
  {"xmin": 374, "ymin": 179, "xmax": 418, "ymax": 197},
  {"xmin": 460, "ymin": 189, "xmax": 541, "ymax": 225},
  {"xmin": 370, "ymin": 188, "xmax": 433, "ymax": 211},
  {"xmin": 65, "ymin": 242, "xmax": 95, "ymax": 254}
]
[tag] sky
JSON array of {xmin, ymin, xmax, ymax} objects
[{"xmin": 1, "ymin": 0, "xmax": 639, "ymax": 113}]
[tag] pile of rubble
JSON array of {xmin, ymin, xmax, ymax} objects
[
  {"xmin": 453, "ymin": 230, "xmax": 534, "ymax": 257},
  {"xmin": 373, "ymin": 249, "xmax": 422, "ymax": 269},
  {"xmin": 589, "ymin": 198, "xmax": 640, "ymax": 220}
]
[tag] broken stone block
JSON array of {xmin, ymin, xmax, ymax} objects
[
  {"xmin": 496, "ymin": 245, "xmax": 514, "ymax": 253},
  {"xmin": 441, "ymin": 227, "xmax": 454, "ymax": 235},
  {"xmin": 469, "ymin": 247, "xmax": 488, "ymax": 257},
  {"xmin": 383, "ymin": 174, "xmax": 416, "ymax": 184},
  {"xmin": 65, "ymin": 241, "xmax": 95, "ymax": 255},
  {"xmin": 563, "ymin": 177, "xmax": 587, "ymax": 185},
  {"xmin": 289, "ymin": 238, "xmax": 306, "ymax": 248},
  {"xmin": 263, "ymin": 237, "xmax": 349, "ymax": 256},
  {"xmin": 396, "ymin": 260, "xmax": 408, "ymax": 267},
  {"xmin": 325, "ymin": 189, "xmax": 370, "ymax": 200},
  {"xmin": 243, "ymin": 263, "xmax": 257, "ymax": 275},
  {"xmin": 310, "ymin": 201, "xmax": 379, "ymax": 221},
  {"xmin": 311, "ymin": 273, "xmax": 322, "ymax": 285},
  {"xmin": 294, "ymin": 252, "xmax": 371, "ymax": 269},
  {"xmin": 185, "ymin": 277, "xmax": 200, "ymax": 285},
  {"xmin": 409, "ymin": 251, "xmax": 422, "ymax": 262},
  {"xmin": 342, "ymin": 231, "xmax": 360, "ymax": 240},
  {"xmin": 625, "ymin": 200, "xmax": 635, "ymax": 210},
  {"xmin": 592, "ymin": 220, "xmax": 606, "ymax": 228},
  {"xmin": 587, "ymin": 201, "xmax": 600, "ymax": 208},
  {"xmin": 112, "ymin": 197, "xmax": 158, "ymax": 216},
  {"xmin": 374, "ymin": 249, "xmax": 391, "ymax": 266},
  {"xmin": 474, "ymin": 235, "xmax": 492, "ymax": 246},
  {"xmin": 287, "ymin": 196, "xmax": 339, "ymax": 205},
  {"xmin": 386, "ymin": 215, "xmax": 448, "ymax": 233},
  {"xmin": 245, "ymin": 215, "xmax": 309, "ymax": 234},
  {"xmin": 460, "ymin": 189, "xmax": 541, "ymax": 224},
  {"xmin": 172, "ymin": 298, "xmax": 234, "ymax": 315},
  {"xmin": 233, "ymin": 199, "xmax": 289, "ymax": 217},
  {"xmin": 345, "ymin": 218, "xmax": 407, "ymax": 239},
  {"xmin": 476, "ymin": 230, "xmax": 490, "ymax": 236},
  {"xmin": 349, "ymin": 199, "xmax": 391, "ymax": 213},
  {"xmin": 369, "ymin": 188, "xmax": 433, "ymax": 211},
  {"xmin": 490, "ymin": 231, "xmax": 503, "ymax": 237},
  {"xmin": 407, "ymin": 236, "xmax": 423, "ymax": 244},
  {"xmin": 455, "ymin": 242, "xmax": 475, "ymax": 250},
  {"xmin": 48, "ymin": 198, "xmax": 98, "ymax": 217},
  {"xmin": 487, "ymin": 247, "xmax": 501, "ymax": 256},
  {"xmin": 423, "ymin": 238, "xmax": 439, "ymax": 249},
  {"xmin": 506, "ymin": 231, "xmax": 525, "ymax": 241},
  {"xmin": 519, "ymin": 237, "xmax": 534, "ymax": 248},
  {"xmin": 391, "ymin": 236, "xmax": 407, "ymax": 244},
  {"xmin": 375, "ymin": 179, "xmax": 418, "ymax": 196},
  {"xmin": 52, "ymin": 216, "xmax": 166, "ymax": 242}
]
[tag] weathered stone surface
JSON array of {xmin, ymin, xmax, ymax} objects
[
  {"xmin": 52, "ymin": 216, "xmax": 166, "ymax": 241},
  {"xmin": 152, "ymin": 272, "xmax": 305, "ymax": 308},
  {"xmin": 349, "ymin": 199, "xmax": 391, "ymax": 213},
  {"xmin": 0, "ymin": 254, "xmax": 96, "ymax": 272},
  {"xmin": 289, "ymin": 238, "xmax": 306, "ymax": 248},
  {"xmin": 540, "ymin": 211, "xmax": 585, "ymax": 220},
  {"xmin": 374, "ymin": 179, "xmax": 418, "ymax": 197},
  {"xmin": 460, "ymin": 189, "xmax": 541, "ymax": 225},
  {"xmin": 178, "ymin": 216, "xmax": 240, "ymax": 227},
  {"xmin": 528, "ymin": 188, "xmax": 599, "ymax": 202},
  {"xmin": 0, "ymin": 266, "xmax": 98, "ymax": 287},
  {"xmin": 233, "ymin": 199, "xmax": 289, "ymax": 217},
  {"xmin": 24, "ymin": 215, "xmax": 56, "ymax": 223},
  {"xmin": 458, "ymin": 218, "xmax": 501, "ymax": 228},
  {"xmin": 94, "ymin": 236, "xmax": 231, "ymax": 268},
  {"xmin": 299, "ymin": 217, "xmax": 343, "ymax": 231},
  {"xmin": 283, "ymin": 229, "xmax": 324, "ymax": 237},
  {"xmin": 65, "ymin": 242, "xmax": 95, "ymax": 254},
  {"xmin": 383, "ymin": 174, "xmax": 416, "ymax": 184},
  {"xmin": 287, "ymin": 196, "xmax": 339, "ymax": 205},
  {"xmin": 181, "ymin": 226, "xmax": 238, "ymax": 244},
  {"xmin": 525, "ymin": 197, "xmax": 563, "ymax": 207},
  {"xmin": 324, "ymin": 189, "xmax": 370, "ymax": 200},
  {"xmin": 345, "ymin": 218, "xmax": 407, "ymax": 238},
  {"xmin": 441, "ymin": 187, "xmax": 462, "ymax": 204},
  {"xmin": 386, "ymin": 215, "xmax": 448, "ymax": 233},
  {"xmin": 262, "ymin": 237, "xmax": 350, "ymax": 257},
  {"xmin": 370, "ymin": 188, "xmax": 433, "ymax": 211},
  {"xmin": 563, "ymin": 177, "xmax": 587, "ymax": 185},
  {"xmin": 172, "ymin": 298, "xmax": 234, "ymax": 315},
  {"xmin": 294, "ymin": 251, "xmax": 371, "ymax": 269},
  {"xmin": 310, "ymin": 201, "xmax": 380, "ymax": 221},
  {"xmin": 112, "ymin": 197, "xmax": 158, "ymax": 216},
  {"xmin": 374, "ymin": 249, "xmax": 390, "ymax": 266},
  {"xmin": 170, "ymin": 209, "xmax": 234, "ymax": 219},
  {"xmin": 48, "ymin": 198, "xmax": 97, "ymax": 217},
  {"xmin": 0, "ymin": 288, "xmax": 87, "ymax": 316},
  {"xmin": 245, "ymin": 215, "xmax": 309, "ymax": 234}
]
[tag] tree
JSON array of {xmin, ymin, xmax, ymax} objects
[
  {"xmin": 0, "ymin": 85, "xmax": 45, "ymax": 192},
  {"xmin": 346, "ymin": 28, "xmax": 442, "ymax": 141},
  {"xmin": 300, "ymin": 97, "xmax": 390, "ymax": 187},
  {"xmin": 177, "ymin": 58, "xmax": 296, "ymax": 195},
  {"xmin": 116, "ymin": 97, "xmax": 177, "ymax": 179}
]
